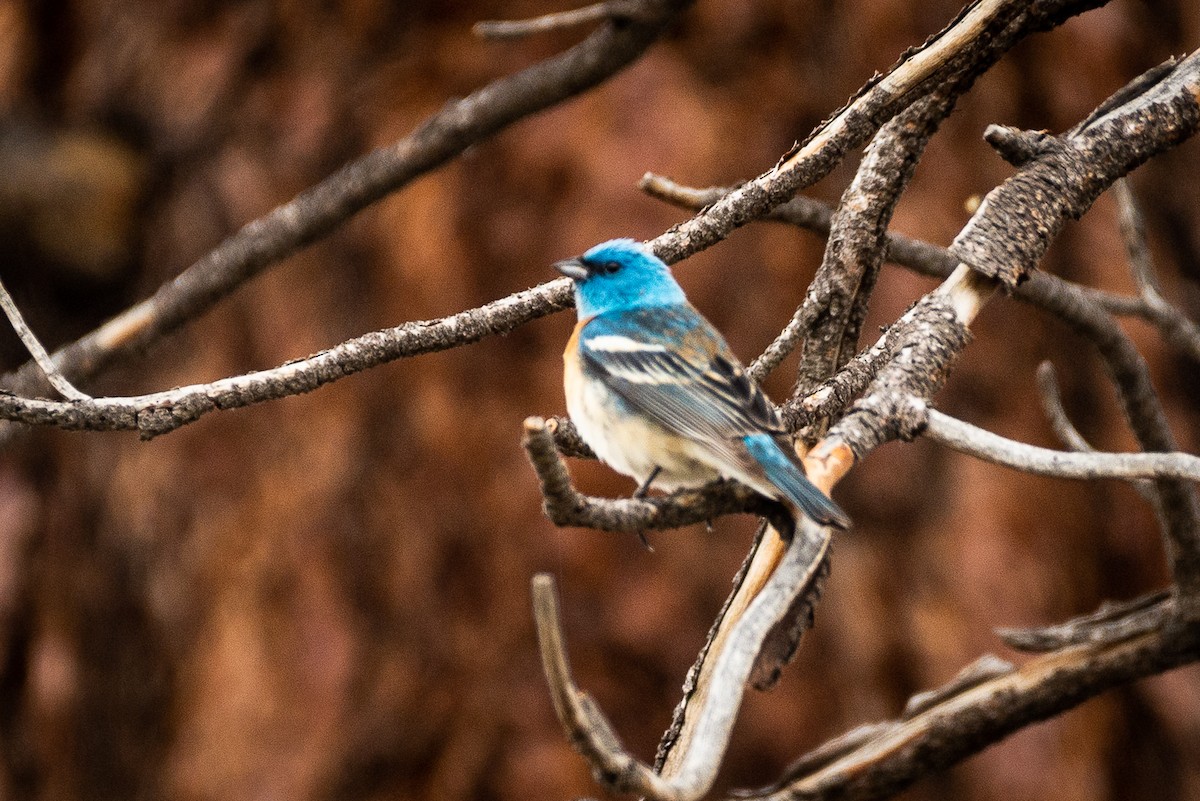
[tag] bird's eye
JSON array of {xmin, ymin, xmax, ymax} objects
[{"xmin": 596, "ymin": 261, "xmax": 622, "ymax": 275}]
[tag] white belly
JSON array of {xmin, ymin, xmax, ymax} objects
[{"xmin": 565, "ymin": 349, "xmax": 720, "ymax": 491}]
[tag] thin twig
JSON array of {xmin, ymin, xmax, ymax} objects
[
  {"xmin": 533, "ymin": 573, "xmax": 683, "ymax": 800},
  {"xmin": 474, "ymin": 1, "xmax": 646, "ymax": 40},
  {"xmin": 0, "ymin": 276, "xmax": 89, "ymax": 401},
  {"xmin": 1029, "ymin": 270, "xmax": 1200, "ymax": 609},
  {"xmin": 1114, "ymin": 179, "xmax": 1163, "ymax": 298},
  {"xmin": 1034, "ymin": 361, "xmax": 1095, "ymax": 453},
  {"xmin": 1114, "ymin": 179, "xmax": 1200, "ymax": 364},
  {"xmin": 0, "ymin": 284, "xmax": 574, "ymax": 438}
]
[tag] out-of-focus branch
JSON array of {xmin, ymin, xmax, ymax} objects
[
  {"xmin": 921, "ymin": 405, "xmax": 1200, "ymax": 483},
  {"xmin": 738, "ymin": 611, "xmax": 1200, "ymax": 801},
  {"xmin": 474, "ymin": 1, "xmax": 649, "ymax": 40},
  {"xmin": 0, "ymin": 0, "xmax": 693, "ymax": 402},
  {"xmin": 1031, "ymin": 270, "xmax": 1200, "ymax": 607},
  {"xmin": 1113, "ymin": 180, "xmax": 1200, "ymax": 364},
  {"xmin": 998, "ymin": 590, "xmax": 1171, "ymax": 652},
  {"xmin": 1035, "ymin": 360, "xmax": 1160, "ymax": 504},
  {"xmin": 1034, "ymin": 361, "xmax": 1095, "ymax": 453},
  {"xmin": 533, "ymin": 573, "xmax": 683, "ymax": 800}
]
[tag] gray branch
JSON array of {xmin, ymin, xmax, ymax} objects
[{"xmin": 922, "ymin": 406, "xmax": 1200, "ymax": 483}]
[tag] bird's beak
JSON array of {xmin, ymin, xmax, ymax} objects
[{"xmin": 553, "ymin": 257, "xmax": 589, "ymax": 281}]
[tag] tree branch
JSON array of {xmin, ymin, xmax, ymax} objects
[
  {"xmin": 0, "ymin": 284, "xmax": 573, "ymax": 438},
  {"xmin": 1113, "ymin": 179, "xmax": 1200, "ymax": 364},
  {"xmin": 921, "ymin": 405, "xmax": 1200, "ymax": 483},
  {"xmin": 950, "ymin": 55, "xmax": 1200, "ymax": 288},
  {"xmin": 0, "ymin": 275, "xmax": 89, "ymax": 401},
  {"xmin": 647, "ymin": 0, "xmax": 1110, "ymax": 265},
  {"xmin": 791, "ymin": 90, "xmax": 961, "ymax": 403},
  {"xmin": 473, "ymin": 1, "xmax": 650, "ymax": 40},
  {"xmin": 0, "ymin": 0, "xmax": 693, "ymax": 402},
  {"xmin": 738, "ymin": 615, "xmax": 1200, "ymax": 801},
  {"xmin": 534, "ymin": 509, "xmax": 833, "ymax": 801},
  {"xmin": 521, "ymin": 417, "xmax": 794, "ymax": 534},
  {"xmin": 998, "ymin": 590, "xmax": 1171, "ymax": 652}
]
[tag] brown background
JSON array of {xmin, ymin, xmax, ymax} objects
[{"xmin": 0, "ymin": 1, "xmax": 1197, "ymax": 800}]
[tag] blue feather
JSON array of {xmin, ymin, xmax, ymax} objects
[{"xmin": 742, "ymin": 434, "xmax": 851, "ymax": 529}]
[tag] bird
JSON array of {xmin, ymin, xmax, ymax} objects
[{"xmin": 555, "ymin": 238, "xmax": 850, "ymax": 531}]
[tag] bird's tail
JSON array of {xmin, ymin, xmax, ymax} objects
[{"xmin": 743, "ymin": 434, "xmax": 851, "ymax": 530}]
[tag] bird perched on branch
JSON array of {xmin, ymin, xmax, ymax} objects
[{"xmin": 555, "ymin": 238, "xmax": 850, "ymax": 531}]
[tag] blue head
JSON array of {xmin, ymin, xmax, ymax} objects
[{"xmin": 554, "ymin": 239, "xmax": 687, "ymax": 319}]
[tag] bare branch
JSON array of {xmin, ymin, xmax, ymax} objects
[
  {"xmin": 1113, "ymin": 179, "xmax": 1200, "ymax": 364},
  {"xmin": 0, "ymin": 284, "xmax": 574, "ymax": 438},
  {"xmin": 1028, "ymin": 271, "xmax": 1200, "ymax": 608},
  {"xmin": 740, "ymin": 616, "xmax": 1200, "ymax": 801},
  {"xmin": 744, "ymin": 90, "xmax": 954, "ymax": 388},
  {"xmin": 474, "ymin": 1, "xmax": 647, "ymax": 40},
  {"xmin": 950, "ymin": 55, "xmax": 1200, "ymax": 288},
  {"xmin": 1034, "ymin": 361, "xmax": 1095, "ymax": 452},
  {"xmin": 647, "ymin": 46, "xmax": 1200, "ymax": 792},
  {"xmin": 899, "ymin": 654, "xmax": 1015, "ymax": 719},
  {"xmin": 822, "ymin": 279, "xmax": 983, "ymax": 461},
  {"xmin": 535, "ymin": 512, "xmax": 834, "ymax": 800},
  {"xmin": 0, "ymin": 0, "xmax": 692, "ymax": 402},
  {"xmin": 642, "ymin": 172, "xmax": 1192, "ymax": 347},
  {"xmin": 998, "ymin": 590, "xmax": 1171, "ymax": 652},
  {"xmin": 648, "ymin": 0, "xmax": 1109, "ymax": 265},
  {"xmin": 728, "ymin": 52, "xmax": 1200, "ymax": 606},
  {"xmin": 731, "ymin": 88, "xmax": 963, "ymax": 696},
  {"xmin": 1114, "ymin": 179, "xmax": 1163, "ymax": 298},
  {"xmin": 783, "ymin": 333, "xmax": 900, "ymax": 462},
  {"xmin": 0, "ymin": 275, "xmax": 89, "ymax": 401},
  {"xmin": 521, "ymin": 417, "xmax": 793, "ymax": 534},
  {"xmin": 922, "ymin": 406, "xmax": 1200, "ymax": 483},
  {"xmin": 533, "ymin": 573, "xmax": 684, "ymax": 800},
  {"xmin": 791, "ymin": 89, "xmax": 961, "ymax": 402}
]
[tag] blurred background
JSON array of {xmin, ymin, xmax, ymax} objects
[{"xmin": 0, "ymin": 1, "xmax": 1197, "ymax": 799}]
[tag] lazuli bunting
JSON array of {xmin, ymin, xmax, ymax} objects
[{"xmin": 555, "ymin": 239, "xmax": 850, "ymax": 530}]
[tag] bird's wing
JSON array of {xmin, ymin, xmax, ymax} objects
[{"xmin": 577, "ymin": 306, "xmax": 785, "ymax": 445}]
